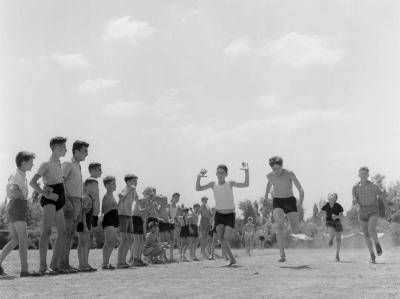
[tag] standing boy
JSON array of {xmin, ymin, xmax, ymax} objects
[
  {"xmin": 62, "ymin": 140, "xmax": 89, "ymax": 272},
  {"xmin": 168, "ymin": 193, "xmax": 181, "ymax": 261},
  {"xmin": 117, "ymin": 174, "xmax": 137, "ymax": 268},
  {"xmin": 196, "ymin": 162, "xmax": 249, "ymax": 266},
  {"xmin": 101, "ymin": 176, "xmax": 119, "ymax": 270},
  {"xmin": 199, "ymin": 196, "xmax": 211, "ymax": 259},
  {"xmin": 0, "ymin": 152, "xmax": 37, "ymax": 277},
  {"xmin": 30, "ymin": 137, "xmax": 68, "ymax": 274}
]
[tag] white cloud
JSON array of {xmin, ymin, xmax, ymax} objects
[
  {"xmin": 224, "ymin": 38, "xmax": 252, "ymax": 58},
  {"xmin": 50, "ymin": 53, "xmax": 90, "ymax": 68},
  {"xmin": 256, "ymin": 94, "xmax": 277, "ymax": 108},
  {"xmin": 102, "ymin": 87, "xmax": 193, "ymax": 122},
  {"xmin": 77, "ymin": 78, "xmax": 119, "ymax": 94},
  {"xmin": 103, "ymin": 16, "xmax": 155, "ymax": 44},
  {"xmin": 263, "ymin": 32, "xmax": 343, "ymax": 67}
]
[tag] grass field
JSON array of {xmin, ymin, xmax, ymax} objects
[{"xmin": 1, "ymin": 248, "xmax": 400, "ymax": 299}]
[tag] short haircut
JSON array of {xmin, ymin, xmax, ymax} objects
[
  {"xmin": 103, "ymin": 176, "xmax": 115, "ymax": 186},
  {"xmin": 217, "ymin": 164, "xmax": 228, "ymax": 173},
  {"xmin": 124, "ymin": 174, "xmax": 138, "ymax": 183},
  {"xmin": 49, "ymin": 137, "xmax": 67, "ymax": 150},
  {"xmin": 84, "ymin": 178, "xmax": 98, "ymax": 186},
  {"xmin": 72, "ymin": 140, "xmax": 89, "ymax": 155},
  {"xmin": 172, "ymin": 192, "xmax": 180, "ymax": 198},
  {"xmin": 182, "ymin": 207, "xmax": 189, "ymax": 212},
  {"xmin": 148, "ymin": 221, "xmax": 158, "ymax": 229},
  {"xmin": 269, "ymin": 156, "xmax": 283, "ymax": 167},
  {"xmin": 201, "ymin": 196, "xmax": 208, "ymax": 201},
  {"xmin": 193, "ymin": 203, "xmax": 200, "ymax": 208},
  {"xmin": 328, "ymin": 192, "xmax": 338, "ymax": 200},
  {"xmin": 88, "ymin": 162, "xmax": 101, "ymax": 172},
  {"xmin": 15, "ymin": 151, "xmax": 35, "ymax": 167},
  {"xmin": 359, "ymin": 167, "xmax": 369, "ymax": 173}
]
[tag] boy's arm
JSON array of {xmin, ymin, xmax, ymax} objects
[
  {"xmin": 62, "ymin": 162, "xmax": 71, "ymax": 181},
  {"xmin": 352, "ymin": 185, "xmax": 358, "ymax": 205},
  {"xmin": 7, "ymin": 184, "xmax": 25, "ymax": 200},
  {"xmin": 265, "ymin": 180, "xmax": 272, "ymax": 200},
  {"xmin": 231, "ymin": 162, "xmax": 249, "ymax": 188},
  {"xmin": 29, "ymin": 173, "xmax": 58, "ymax": 200},
  {"xmin": 196, "ymin": 169, "xmax": 214, "ymax": 191},
  {"xmin": 290, "ymin": 171, "xmax": 304, "ymax": 205}
]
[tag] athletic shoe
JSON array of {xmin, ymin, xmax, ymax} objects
[
  {"xmin": 370, "ymin": 253, "xmax": 376, "ymax": 264},
  {"xmin": 0, "ymin": 265, "xmax": 4, "ymax": 275},
  {"xmin": 39, "ymin": 268, "xmax": 58, "ymax": 276},
  {"xmin": 376, "ymin": 243, "xmax": 383, "ymax": 256},
  {"xmin": 102, "ymin": 264, "xmax": 116, "ymax": 270},
  {"xmin": 208, "ymin": 256, "xmax": 215, "ymax": 260},
  {"xmin": 328, "ymin": 239, "xmax": 333, "ymax": 247},
  {"xmin": 278, "ymin": 256, "xmax": 286, "ymax": 263},
  {"xmin": 88, "ymin": 265, "xmax": 97, "ymax": 272}
]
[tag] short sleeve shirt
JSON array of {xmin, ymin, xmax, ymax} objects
[
  {"xmin": 352, "ymin": 181, "xmax": 382, "ymax": 206},
  {"xmin": 321, "ymin": 203, "xmax": 344, "ymax": 221},
  {"xmin": 8, "ymin": 170, "xmax": 28, "ymax": 200},
  {"xmin": 62, "ymin": 158, "xmax": 83, "ymax": 198},
  {"xmin": 37, "ymin": 158, "xmax": 63, "ymax": 185}
]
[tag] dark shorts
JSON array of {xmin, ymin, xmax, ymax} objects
[
  {"xmin": 273, "ymin": 197, "xmax": 298, "ymax": 214},
  {"xmin": 169, "ymin": 223, "xmax": 175, "ymax": 231},
  {"xmin": 40, "ymin": 183, "xmax": 66, "ymax": 211},
  {"xmin": 92, "ymin": 216, "xmax": 99, "ymax": 228},
  {"xmin": 359, "ymin": 205, "xmax": 379, "ymax": 222},
  {"xmin": 77, "ymin": 212, "xmax": 93, "ymax": 232},
  {"xmin": 102, "ymin": 209, "xmax": 119, "ymax": 229},
  {"xmin": 214, "ymin": 212, "xmax": 235, "ymax": 229},
  {"xmin": 180, "ymin": 225, "xmax": 190, "ymax": 238},
  {"xmin": 132, "ymin": 215, "xmax": 144, "ymax": 235},
  {"xmin": 190, "ymin": 224, "xmax": 199, "ymax": 238},
  {"xmin": 147, "ymin": 217, "xmax": 159, "ymax": 230},
  {"xmin": 259, "ymin": 236, "xmax": 265, "ymax": 241},
  {"xmin": 159, "ymin": 221, "xmax": 170, "ymax": 233},
  {"xmin": 119, "ymin": 215, "xmax": 133, "ymax": 233},
  {"xmin": 7, "ymin": 199, "xmax": 28, "ymax": 223},
  {"xmin": 326, "ymin": 220, "xmax": 343, "ymax": 232}
]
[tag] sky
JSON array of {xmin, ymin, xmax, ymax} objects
[{"xmin": 1, "ymin": 0, "xmax": 399, "ymax": 217}]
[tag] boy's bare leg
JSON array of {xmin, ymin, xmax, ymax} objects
[
  {"xmin": 50, "ymin": 209, "xmax": 66, "ymax": 270},
  {"xmin": 77, "ymin": 233, "xmax": 84, "ymax": 268},
  {"xmin": 63, "ymin": 216, "xmax": 76, "ymax": 267},
  {"xmin": 336, "ymin": 232, "xmax": 342, "ymax": 258},
  {"xmin": 273, "ymin": 208, "xmax": 286, "ymax": 259},
  {"xmin": 39, "ymin": 205, "xmax": 56, "ymax": 271},
  {"xmin": 216, "ymin": 225, "xmax": 236, "ymax": 265},
  {"xmin": 360, "ymin": 221, "xmax": 374, "ymax": 254},
  {"xmin": 103, "ymin": 227, "xmax": 116, "ymax": 266},
  {"xmin": 117, "ymin": 232, "xmax": 127, "ymax": 265},
  {"xmin": 0, "ymin": 223, "xmax": 19, "ymax": 266},
  {"xmin": 287, "ymin": 212, "xmax": 300, "ymax": 234}
]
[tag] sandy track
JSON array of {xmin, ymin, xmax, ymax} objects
[{"xmin": 0, "ymin": 248, "xmax": 399, "ymax": 299}]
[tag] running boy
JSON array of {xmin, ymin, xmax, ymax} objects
[
  {"xmin": 352, "ymin": 167, "xmax": 386, "ymax": 263},
  {"xmin": 30, "ymin": 137, "xmax": 68, "ymax": 274},
  {"xmin": 199, "ymin": 197, "xmax": 212, "ymax": 259},
  {"xmin": 0, "ymin": 152, "xmax": 37, "ymax": 277},
  {"xmin": 76, "ymin": 179, "xmax": 97, "ymax": 271},
  {"xmin": 321, "ymin": 192, "xmax": 344, "ymax": 262},
  {"xmin": 242, "ymin": 217, "xmax": 256, "ymax": 256},
  {"xmin": 117, "ymin": 174, "xmax": 137, "ymax": 268},
  {"xmin": 196, "ymin": 162, "xmax": 250, "ymax": 266},
  {"xmin": 62, "ymin": 140, "xmax": 89, "ymax": 272},
  {"xmin": 101, "ymin": 176, "xmax": 119, "ymax": 270},
  {"xmin": 265, "ymin": 156, "xmax": 306, "ymax": 262}
]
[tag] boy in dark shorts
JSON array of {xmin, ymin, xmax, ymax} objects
[
  {"xmin": 0, "ymin": 152, "xmax": 37, "ymax": 277},
  {"xmin": 196, "ymin": 162, "xmax": 249, "ymax": 266},
  {"xmin": 179, "ymin": 208, "xmax": 190, "ymax": 262},
  {"xmin": 265, "ymin": 156, "xmax": 307, "ymax": 262},
  {"xmin": 30, "ymin": 137, "xmax": 68, "ymax": 274},
  {"xmin": 76, "ymin": 179, "xmax": 97, "ymax": 271},
  {"xmin": 189, "ymin": 204, "xmax": 200, "ymax": 261},
  {"xmin": 62, "ymin": 140, "xmax": 89, "ymax": 273},
  {"xmin": 130, "ymin": 187, "xmax": 151, "ymax": 267},
  {"xmin": 117, "ymin": 174, "xmax": 137, "ymax": 268},
  {"xmin": 101, "ymin": 176, "xmax": 119, "ymax": 270},
  {"xmin": 321, "ymin": 193, "xmax": 344, "ymax": 262},
  {"xmin": 87, "ymin": 162, "xmax": 102, "ymax": 265}
]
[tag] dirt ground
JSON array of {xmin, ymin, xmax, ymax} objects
[{"xmin": 1, "ymin": 248, "xmax": 400, "ymax": 299}]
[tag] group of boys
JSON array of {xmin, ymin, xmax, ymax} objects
[{"xmin": 0, "ymin": 137, "xmax": 221, "ymax": 277}]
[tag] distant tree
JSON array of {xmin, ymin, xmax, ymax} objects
[{"xmin": 238, "ymin": 199, "xmax": 257, "ymax": 222}]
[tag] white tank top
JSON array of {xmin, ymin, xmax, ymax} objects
[{"xmin": 212, "ymin": 181, "xmax": 235, "ymax": 210}]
